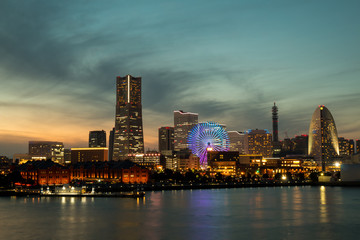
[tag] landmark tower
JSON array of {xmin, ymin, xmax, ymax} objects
[{"xmin": 113, "ymin": 75, "xmax": 144, "ymax": 160}]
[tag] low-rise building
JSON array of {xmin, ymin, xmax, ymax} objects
[
  {"xmin": 71, "ymin": 160, "xmax": 148, "ymax": 184},
  {"xmin": 18, "ymin": 160, "xmax": 71, "ymax": 185},
  {"xmin": 71, "ymin": 148, "xmax": 108, "ymax": 164}
]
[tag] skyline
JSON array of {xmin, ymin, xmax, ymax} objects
[{"xmin": 1, "ymin": 0, "xmax": 360, "ymax": 157}]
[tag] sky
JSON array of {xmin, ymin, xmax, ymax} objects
[{"xmin": 0, "ymin": 0, "xmax": 360, "ymax": 157}]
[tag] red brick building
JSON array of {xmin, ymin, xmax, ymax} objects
[
  {"xmin": 18, "ymin": 160, "xmax": 71, "ymax": 185},
  {"xmin": 17, "ymin": 160, "xmax": 149, "ymax": 185},
  {"xmin": 71, "ymin": 160, "xmax": 148, "ymax": 184}
]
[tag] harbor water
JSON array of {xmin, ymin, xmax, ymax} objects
[{"xmin": 1, "ymin": 186, "xmax": 360, "ymax": 240}]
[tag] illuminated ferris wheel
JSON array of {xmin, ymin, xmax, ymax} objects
[{"xmin": 187, "ymin": 121, "xmax": 230, "ymax": 168}]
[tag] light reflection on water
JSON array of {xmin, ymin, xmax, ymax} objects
[{"xmin": 1, "ymin": 186, "xmax": 360, "ymax": 240}]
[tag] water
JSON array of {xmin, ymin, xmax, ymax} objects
[{"xmin": 1, "ymin": 186, "xmax": 360, "ymax": 240}]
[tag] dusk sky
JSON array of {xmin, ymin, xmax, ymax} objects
[{"xmin": 1, "ymin": 0, "xmax": 360, "ymax": 157}]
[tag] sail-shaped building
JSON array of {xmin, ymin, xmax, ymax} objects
[{"xmin": 308, "ymin": 105, "xmax": 339, "ymax": 171}]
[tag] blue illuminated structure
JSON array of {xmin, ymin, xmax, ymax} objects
[{"xmin": 188, "ymin": 121, "xmax": 230, "ymax": 168}]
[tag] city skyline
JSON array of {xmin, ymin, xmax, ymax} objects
[{"xmin": 1, "ymin": 1, "xmax": 360, "ymax": 157}]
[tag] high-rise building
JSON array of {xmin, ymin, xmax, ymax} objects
[
  {"xmin": 282, "ymin": 138, "xmax": 294, "ymax": 152},
  {"xmin": 109, "ymin": 128, "xmax": 115, "ymax": 161},
  {"xmin": 356, "ymin": 139, "xmax": 360, "ymax": 154},
  {"xmin": 158, "ymin": 127, "xmax": 174, "ymax": 153},
  {"xmin": 338, "ymin": 137, "xmax": 354, "ymax": 156},
  {"xmin": 113, "ymin": 75, "xmax": 144, "ymax": 160},
  {"xmin": 28, "ymin": 141, "xmax": 64, "ymax": 164},
  {"xmin": 174, "ymin": 110, "xmax": 198, "ymax": 151},
  {"xmin": 308, "ymin": 105, "xmax": 339, "ymax": 171},
  {"xmin": 227, "ymin": 131, "xmax": 245, "ymax": 154},
  {"xmin": 349, "ymin": 139, "xmax": 355, "ymax": 155},
  {"xmin": 89, "ymin": 130, "xmax": 106, "ymax": 148},
  {"xmin": 244, "ymin": 129, "xmax": 272, "ymax": 157},
  {"xmin": 292, "ymin": 135, "xmax": 308, "ymax": 155}
]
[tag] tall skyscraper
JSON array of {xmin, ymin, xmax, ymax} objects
[
  {"xmin": 113, "ymin": 75, "xmax": 144, "ymax": 161},
  {"xmin": 109, "ymin": 128, "xmax": 115, "ymax": 161},
  {"xmin": 89, "ymin": 130, "xmax": 106, "ymax": 148},
  {"xmin": 158, "ymin": 127, "xmax": 174, "ymax": 153},
  {"xmin": 244, "ymin": 129, "xmax": 272, "ymax": 157},
  {"xmin": 174, "ymin": 110, "xmax": 198, "ymax": 151},
  {"xmin": 308, "ymin": 105, "xmax": 339, "ymax": 171}
]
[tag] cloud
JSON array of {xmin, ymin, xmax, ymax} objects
[{"xmin": 1, "ymin": 0, "xmax": 360, "ymax": 157}]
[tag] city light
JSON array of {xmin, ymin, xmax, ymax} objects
[{"xmin": 188, "ymin": 121, "xmax": 230, "ymax": 168}]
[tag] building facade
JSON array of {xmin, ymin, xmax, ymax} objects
[
  {"xmin": 71, "ymin": 161, "xmax": 148, "ymax": 184},
  {"xmin": 244, "ymin": 129, "xmax": 272, "ymax": 157},
  {"xmin": 174, "ymin": 110, "xmax": 198, "ymax": 151},
  {"xmin": 308, "ymin": 105, "xmax": 339, "ymax": 171},
  {"xmin": 338, "ymin": 137, "xmax": 354, "ymax": 156},
  {"xmin": 18, "ymin": 160, "xmax": 148, "ymax": 185},
  {"xmin": 109, "ymin": 128, "xmax": 115, "ymax": 161},
  {"xmin": 227, "ymin": 131, "xmax": 245, "ymax": 154},
  {"xmin": 113, "ymin": 75, "xmax": 144, "ymax": 160},
  {"xmin": 71, "ymin": 148, "xmax": 108, "ymax": 164},
  {"xmin": 292, "ymin": 135, "xmax": 309, "ymax": 155},
  {"xmin": 158, "ymin": 127, "xmax": 174, "ymax": 153},
  {"xmin": 28, "ymin": 141, "xmax": 64, "ymax": 164},
  {"xmin": 89, "ymin": 130, "xmax": 106, "ymax": 148},
  {"xmin": 18, "ymin": 160, "xmax": 71, "ymax": 185}
]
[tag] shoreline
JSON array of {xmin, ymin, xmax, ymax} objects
[{"xmin": 2, "ymin": 181, "xmax": 360, "ymax": 197}]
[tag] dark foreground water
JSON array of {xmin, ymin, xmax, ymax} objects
[{"xmin": 1, "ymin": 186, "xmax": 360, "ymax": 240}]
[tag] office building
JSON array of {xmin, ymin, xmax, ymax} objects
[
  {"xmin": 292, "ymin": 135, "xmax": 308, "ymax": 155},
  {"xmin": 159, "ymin": 127, "xmax": 174, "ymax": 153},
  {"xmin": 109, "ymin": 128, "xmax": 115, "ymax": 161},
  {"xmin": 113, "ymin": 75, "xmax": 144, "ymax": 160},
  {"xmin": 64, "ymin": 149, "xmax": 71, "ymax": 164},
  {"xmin": 29, "ymin": 141, "xmax": 64, "ymax": 164},
  {"xmin": 160, "ymin": 150, "xmax": 177, "ymax": 170},
  {"xmin": 338, "ymin": 137, "xmax": 354, "ymax": 156},
  {"xmin": 71, "ymin": 148, "xmax": 108, "ymax": 164},
  {"xmin": 89, "ymin": 130, "xmax": 106, "ymax": 148},
  {"xmin": 349, "ymin": 139, "xmax": 355, "ymax": 155},
  {"xmin": 244, "ymin": 129, "xmax": 272, "ymax": 157},
  {"xmin": 227, "ymin": 131, "xmax": 245, "ymax": 154},
  {"xmin": 174, "ymin": 110, "xmax": 198, "ymax": 151},
  {"xmin": 308, "ymin": 105, "xmax": 339, "ymax": 171}
]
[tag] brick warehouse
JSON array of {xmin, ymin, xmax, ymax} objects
[{"xmin": 18, "ymin": 160, "xmax": 148, "ymax": 185}]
